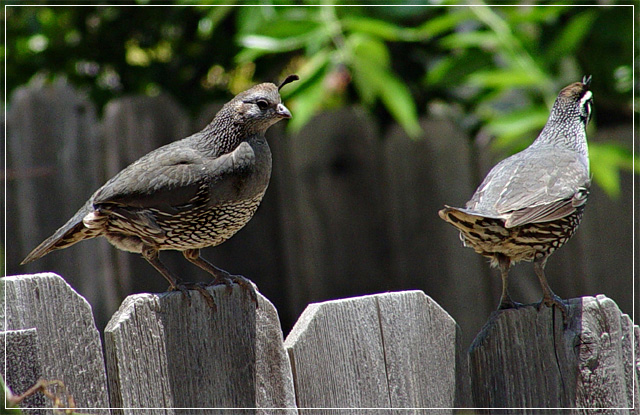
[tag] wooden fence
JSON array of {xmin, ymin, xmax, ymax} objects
[
  {"xmin": 5, "ymin": 79, "xmax": 637, "ymax": 352},
  {"xmin": 2, "ymin": 272, "xmax": 638, "ymax": 414}
]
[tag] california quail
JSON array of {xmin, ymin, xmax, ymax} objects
[
  {"xmin": 439, "ymin": 76, "xmax": 593, "ymax": 316},
  {"xmin": 22, "ymin": 74, "xmax": 299, "ymax": 307}
]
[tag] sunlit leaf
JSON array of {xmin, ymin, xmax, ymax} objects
[
  {"xmin": 376, "ymin": 68, "xmax": 422, "ymax": 138},
  {"xmin": 279, "ymin": 50, "xmax": 331, "ymax": 99},
  {"xmin": 342, "ymin": 16, "xmax": 403, "ymax": 41},
  {"xmin": 350, "ymin": 35, "xmax": 421, "ymax": 138},
  {"xmin": 348, "ymin": 33, "xmax": 388, "ymax": 105},
  {"xmin": 413, "ymin": 10, "xmax": 472, "ymax": 38},
  {"xmin": 467, "ymin": 69, "xmax": 543, "ymax": 89},
  {"xmin": 287, "ymin": 75, "xmax": 326, "ymax": 133},
  {"xmin": 502, "ymin": 5, "xmax": 573, "ymax": 24},
  {"xmin": 351, "ymin": 55, "xmax": 377, "ymax": 106},
  {"xmin": 487, "ymin": 107, "xmax": 549, "ymax": 150},
  {"xmin": 439, "ymin": 31, "xmax": 500, "ymax": 50},
  {"xmin": 348, "ymin": 33, "xmax": 390, "ymax": 68},
  {"xmin": 237, "ymin": 34, "xmax": 310, "ymax": 52},
  {"xmin": 256, "ymin": 19, "xmax": 322, "ymax": 39},
  {"xmin": 588, "ymin": 142, "xmax": 637, "ymax": 198}
]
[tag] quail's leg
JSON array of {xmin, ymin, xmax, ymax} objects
[
  {"xmin": 141, "ymin": 246, "xmax": 216, "ymax": 309},
  {"xmin": 534, "ymin": 257, "xmax": 567, "ymax": 319},
  {"xmin": 183, "ymin": 249, "xmax": 258, "ymax": 304},
  {"xmin": 496, "ymin": 255, "xmax": 523, "ymax": 310}
]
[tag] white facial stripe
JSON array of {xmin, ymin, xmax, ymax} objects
[{"xmin": 579, "ymin": 90, "xmax": 593, "ymax": 107}]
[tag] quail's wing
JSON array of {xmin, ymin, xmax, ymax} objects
[
  {"xmin": 466, "ymin": 147, "xmax": 589, "ymax": 227},
  {"xmin": 92, "ymin": 140, "xmax": 257, "ymax": 212}
]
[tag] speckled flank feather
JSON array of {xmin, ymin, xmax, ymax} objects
[{"xmin": 438, "ymin": 205, "xmax": 586, "ymax": 267}]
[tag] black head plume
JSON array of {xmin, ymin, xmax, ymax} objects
[
  {"xmin": 582, "ymin": 75, "xmax": 592, "ymax": 88},
  {"xmin": 278, "ymin": 74, "xmax": 299, "ymax": 91}
]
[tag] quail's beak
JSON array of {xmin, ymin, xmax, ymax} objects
[{"xmin": 276, "ymin": 103, "xmax": 292, "ymax": 119}]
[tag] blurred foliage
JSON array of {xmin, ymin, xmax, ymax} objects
[{"xmin": 5, "ymin": 3, "xmax": 636, "ymax": 197}]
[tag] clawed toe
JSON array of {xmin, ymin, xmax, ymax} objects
[
  {"xmin": 168, "ymin": 283, "xmax": 192, "ymax": 306},
  {"xmin": 537, "ymin": 293, "xmax": 568, "ymax": 322},
  {"xmin": 168, "ymin": 282, "xmax": 216, "ymax": 310},
  {"xmin": 497, "ymin": 300, "xmax": 524, "ymax": 310},
  {"xmin": 208, "ymin": 274, "xmax": 258, "ymax": 306}
]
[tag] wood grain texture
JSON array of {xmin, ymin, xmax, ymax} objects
[
  {"xmin": 469, "ymin": 295, "xmax": 638, "ymax": 414},
  {"xmin": 272, "ymin": 107, "xmax": 392, "ymax": 320},
  {"xmin": 6, "ymin": 80, "xmax": 119, "ymax": 326},
  {"xmin": 382, "ymin": 117, "xmax": 491, "ymax": 350},
  {"xmin": 2, "ymin": 273, "xmax": 110, "ymax": 413},
  {"xmin": 104, "ymin": 284, "xmax": 296, "ymax": 415},
  {"xmin": 284, "ymin": 291, "xmax": 463, "ymax": 413},
  {"xmin": 0, "ymin": 328, "xmax": 46, "ymax": 412}
]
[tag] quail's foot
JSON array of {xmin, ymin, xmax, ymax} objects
[
  {"xmin": 168, "ymin": 282, "xmax": 191, "ymax": 306},
  {"xmin": 497, "ymin": 292, "xmax": 523, "ymax": 310},
  {"xmin": 168, "ymin": 282, "xmax": 216, "ymax": 310},
  {"xmin": 537, "ymin": 292, "xmax": 568, "ymax": 322},
  {"xmin": 208, "ymin": 272, "xmax": 258, "ymax": 306},
  {"xmin": 497, "ymin": 298, "xmax": 524, "ymax": 310}
]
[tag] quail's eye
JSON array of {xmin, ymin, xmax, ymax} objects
[{"xmin": 256, "ymin": 99, "xmax": 269, "ymax": 110}]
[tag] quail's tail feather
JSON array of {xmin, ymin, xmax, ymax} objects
[
  {"xmin": 438, "ymin": 206, "xmax": 511, "ymax": 267},
  {"xmin": 21, "ymin": 201, "xmax": 99, "ymax": 264},
  {"xmin": 439, "ymin": 206, "xmax": 509, "ymax": 242}
]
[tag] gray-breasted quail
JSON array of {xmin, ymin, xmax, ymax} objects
[
  {"xmin": 22, "ymin": 74, "xmax": 299, "ymax": 306},
  {"xmin": 439, "ymin": 76, "xmax": 593, "ymax": 316}
]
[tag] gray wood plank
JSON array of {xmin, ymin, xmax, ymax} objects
[
  {"xmin": 105, "ymin": 284, "xmax": 296, "ymax": 415},
  {"xmin": 469, "ymin": 295, "xmax": 636, "ymax": 414},
  {"xmin": 377, "ymin": 291, "xmax": 470, "ymax": 410},
  {"xmin": 284, "ymin": 291, "xmax": 464, "ymax": 412},
  {"xmin": 6, "ymin": 80, "xmax": 118, "ymax": 327},
  {"xmin": 382, "ymin": 117, "xmax": 491, "ymax": 350},
  {"xmin": 272, "ymin": 107, "xmax": 392, "ymax": 320},
  {"xmin": 2, "ymin": 273, "xmax": 110, "ymax": 414},
  {"xmin": 0, "ymin": 329, "xmax": 46, "ymax": 413}
]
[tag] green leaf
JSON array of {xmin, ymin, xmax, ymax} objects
[
  {"xmin": 235, "ymin": 26, "xmax": 326, "ymax": 63},
  {"xmin": 439, "ymin": 31, "xmax": 500, "ymax": 50},
  {"xmin": 348, "ymin": 33, "xmax": 388, "ymax": 104},
  {"xmin": 413, "ymin": 10, "xmax": 472, "ymax": 38},
  {"xmin": 348, "ymin": 33, "xmax": 390, "ymax": 68},
  {"xmin": 376, "ymin": 69, "xmax": 422, "ymax": 138},
  {"xmin": 279, "ymin": 50, "xmax": 331, "ymax": 99},
  {"xmin": 342, "ymin": 16, "xmax": 406, "ymax": 41},
  {"xmin": 545, "ymin": 10, "xmax": 597, "ymax": 60},
  {"xmin": 467, "ymin": 69, "xmax": 543, "ymax": 90},
  {"xmin": 425, "ymin": 49, "xmax": 493, "ymax": 87},
  {"xmin": 588, "ymin": 142, "xmax": 637, "ymax": 198},
  {"xmin": 347, "ymin": 33, "xmax": 420, "ymax": 137},
  {"xmin": 256, "ymin": 19, "xmax": 323, "ymax": 39},
  {"xmin": 486, "ymin": 106, "xmax": 550, "ymax": 150},
  {"xmin": 237, "ymin": 33, "xmax": 311, "ymax": 53},
  {"xmin": 287, "ymin": 74, "xmax": 327, "ymax": 133}
]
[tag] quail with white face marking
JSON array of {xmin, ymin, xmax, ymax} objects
[
  {"xmin": 439, "ymin": 76, "xmax": 593, "ymax": 317},
  {"xmin": 22, "ymin": 74, "xmax": 300, "ymax": 307}
]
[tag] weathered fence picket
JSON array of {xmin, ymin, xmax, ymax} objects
[
  {"xmin": 104, "ymin": 285, "xmax": 296, "ymax": 415},
  {"xmin": 1, "ymin": 273, "xmax": 110, "ymax": 413},
  {"xmin": 469, "ymin": 296, "xmax": 639, "ymax": 414},
  {"xmin": 3, "ymin": 273, "xmax": 637, "ymax": 414},
  {"xmin": 0, "ymin": 328, "xmax": 45, "ymax": 411},
  {"xmin": 283, "ymin": 291, "xmax": 467, "ymax": 412}
]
